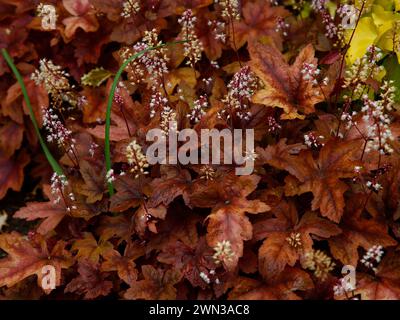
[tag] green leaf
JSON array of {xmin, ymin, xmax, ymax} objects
[
  {"xmin": 81, "ymin": 68, "xmax": 114, "ymax": 87},
  {"xmin": 383, "ymin": 55, "xmax": 400, "ymax": 102}
]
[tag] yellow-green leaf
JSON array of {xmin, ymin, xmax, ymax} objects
[
  {"xmin": 346, "ymin": 17, "xmax": 378, "ymax": 65},
  {"xmin": 371, "ymin": 5, "xmax": 400, "ymax": 41},
  {"xmin": 81, "ymin": 68, "xmax": 113, "ymax": 87}
]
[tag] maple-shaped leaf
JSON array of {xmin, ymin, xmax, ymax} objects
[
  {"xmin": 148, "ymin": 167, "xmax": 192, "ymax": 207},
  {"xmin": 249, "ymin": 43, "xmax": 327, "ymax": 119},
  {"xmin": 328, "ymin": 196, "xmax": 396, "ymax": 266},
  {"xmin": 190, "ymin": 174, "xmax": 269, "ymax": 271},
  {"xmin": 0, "ymin": 150, "xmax": 30, "ymax": 200},
  {"xmin": 146, "ymin": 205, "xmax": 201, "ymax": 254},
  {"xmin": 77, "ymin": 159, "xmax": 106, "ymax": 204},
  {"xmin": 354, "ymin": 250, "xmax": 400, "ymax": 300},
  {"xmin": 0, "ymin": 232, "xmax": 73, "ymax": 290},
  {"xmin": 254, "ymin": 201, "xmax": 341, "ymax": 281},
  {"xmin": 109, "ymin": 175, "xmax": 147, "ymax": 212},
  {"xmin": 101, "ymin": 241, "xmax": 144, "ymax": 286},
  {"xmin": 65, "ymin": 259, "xmax": 113, "ymax": 299},
  {"xmin": 157, "ymin": 237, "xmax": 217, "ymax": 290},
  {"xmin": 124, "ymin": 265, "xmax": 181, "ymax": 300},
  {"xmin": 233, "ymin": 0, "xmax": 289, "ymax": 49},
  {"xmin": 14, "ymin": 197, "xmax": 66, "ymax": 235},
  {"xmin": 228, "ymin": 267, "xmax": 313, "ymax": 300},
  {"xmin": 62, "ymin": 0, "xmax": 99, "ymax": 39},
  {"xmin": 71, "ymin": 232, "xmax": 113, "ymax": 263},
  {"xmin": 258, "ymin": 138, "xmax": 363, "ymax": 222}
]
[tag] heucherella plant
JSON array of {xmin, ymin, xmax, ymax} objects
[{"xmin": 1, "ymin": 0, "xmax": 400, "ymax": 302}]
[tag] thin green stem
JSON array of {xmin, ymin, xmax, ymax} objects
[{"xmin": 1, "ymin": 48, "xmax": 65, "ymax": 178}]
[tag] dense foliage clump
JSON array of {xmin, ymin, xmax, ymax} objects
[{"xmin": 1, "ymin": 0, "xmax": 400, "ymax": 300}]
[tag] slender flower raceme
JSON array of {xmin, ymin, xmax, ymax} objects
[
  {"xmin": 267, "ymin": 116, "xmax": 281, "ymax": 133},
  {"xmin": 135, "ymin": 29, "xmax": 169, "ymax": 90},
  {"xmin": 160, "ymin": 106, "xmax": 178, "ymax": 136},
  {"xmin": 199, "ymin": 271, "xmax": 211, "ymax": 284},
  {"xmin": 89, "ymin": 142, "xmax": 99, "ymax": 158},
  {"xmin": 31, "ymin": 59, "xmax": 77, "ymax": 108},
  {"xmin": 342, "ymin": 46, "xmax": 384, "ymax": 97},
  {"xmin": 120, "ymin": 46, "xmax": 146, "ymax": 84},
  {"xmin": 208, "ymin": 20, "xmax": 227, "ymax": 43},
  {"xmin": 42, "ymin": 108, "xmax": 78, "ymax": 163},
  {"xmin": 361, "ymin": 95, "xmax": 394, "ymax": 155},
  {"xmin": 178, "ymin": 9, "xmax": 203, "ymax": 67},
  {"xmin": 215, "ymin": 0, "xmax": 241, "ymax": 21},
  {"xmin": 361, "ymin": 245, "xmax": 384, "ymax": 272},
  {"xmin": 218, "ymin": 66, "xmax": 258, "ymax": 121},
  {"xmin": 188, "ymin": 95, "xmax": 208, "ymax": 123},
  {"xmin": 50, "ymin": 172, "xmax": 76, "ymax": 212},
  {"xmin": 105, "ymin": 169, "xmax": 116, "ymax": 184},
  {"xmin": 150, "ymin": 91, "xmax": 169, "ymax": 118},
  {"xmin": 126, "ymin": 140, "xmax": 149, "ymax": 178}
]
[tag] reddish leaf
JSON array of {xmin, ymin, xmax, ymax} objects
[
  {"xmin": 258, "ymin": 139, "xmax": 363, "ymax": 222},
  {"xmin": 148, "ymin": 167, "xmax": 192, "ymax": 207},
  {"xmin": 199, "ymin": 175, "xmax": 270, "ymax": 271},
  {"xmin": 355, "ymin": 250, "xmax": 400, "ymax": 299},
  {"xmin": 63, "ymin": 0, "xmax": 91, "ymax": 16},
  {"xmin": 158, "ymin": 237, "xmax": 217, "ymax": 289},
  {"xmin": 77, "ymin": 159, "xmax": 106, "ymax": 204},
  {"xmin": 109, "ymin": 175, "xmax": 145, "ymax": 212},
  {"xmin": 328, "ymin": 197, "xmax": 396, "ymax": 266},
  {"xmin": 234, "ymin": 1, "xmax": 289, "ymax": 49},
  {"xmin": 71, "ymin": 232, "xmax": 113, "ymax": 263},
  {"xmin": 0, "ymin": 232, "xmax": 73, "ymax": 290},
  {"xmin": 63, "ymin": 15, "xmax": 99, "ymax": 39},
  {"xmin": 14, "ymin": 199, "xmax": 66, "ymax": 235},
  {"xmin": 101, "ymin": 242, "xmax": 144, "ymax": 286},
  {"xmin": 124, "ymin": 265, "xmax": 181, "ymax": 300},
  {"xmin": 249, "ymin": 43, "xmax": 328, "ymax": 119},
  {"xmin": 0, "ymin": 150, "xmax": 29, "ymax": 200},
  {"xmin": 65, "ymin": 259, "xmax": 113, "ymax": 299},
  {"xmin": 228, "ymin": 267, "xmax": 313, "ymax": 300},
  {"xmin": 255, "ymin": 201, "xmax": 341, "ymax": 280}
]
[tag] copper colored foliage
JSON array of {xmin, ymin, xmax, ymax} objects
[{"xmin": 1, "ymin": 0, "xmax": 400, "ymax": 301}]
